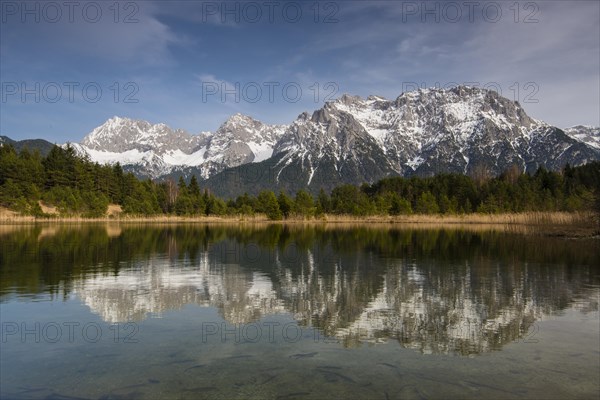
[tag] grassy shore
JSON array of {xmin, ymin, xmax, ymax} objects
[{"xmin": 1, "ymin": 206, "xmax": 598, "ymax": 237}]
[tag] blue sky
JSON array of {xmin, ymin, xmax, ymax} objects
[{"xmin": 1, "ymin": 0, "xmax": 599, "ymax": 142}]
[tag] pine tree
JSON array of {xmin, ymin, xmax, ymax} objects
[
  {"xmin": 189, "ymin": 175, "xmax": 201, "ymax": 197},
  {"xmin": 257, "ymin": 190, "xmax": 282, "ymax": 220},
  {"xmin": 317, "ymin": 188, "xmax": 331, "ymax": 213},
  {"xmin": 278, "ymin": 191, "xmax": 293, "ymax": 218},
  {"xmin": 390, "ymin": 193, "xmax": 412, "ymax": 215},
  {"xmin": 415, "ymin": 192, "xmax": 439, "ymax": 214},
  {"xmin": 294, "ymin": 189, "xmax": 314, "ymax": 217},
  {"xmin": 178, "ymin": 176, "xmax": 188, "ymax": 194}
]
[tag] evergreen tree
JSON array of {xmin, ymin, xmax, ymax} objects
[
  {"xmin": 415, "ymin": 192, "xmax": 439, "ymax": 214},
  {"xmin": 174, "ymin": 194, "xmax": 193, "ymax": 215},
  {"xmin": 256, "ymin": 190, "xmax": 282, "ymax": 220},
  {"xmin": 206, "ymin": 194, "xmax": 227, "ymax": 215},
  {"xmin": 278, "ymin": 191, "xmax": 293, "ymax": 218},
  {"xmin": 109, "ymin": 163, "xmax": 124, "ymax": 203},
  {"xmin": 178, "ymin": 176, "xmax": 188, "ymax": 193},
  {"xmin": 390, "ymin": 193, "xmax": 412, "ymax": 215},
  {"xmin": 317, "ymin": 188, "xmax": 331, "ymax": 214},
  {"xmin": 43, "ymin": 145, "xmax": 76, "ymax": 188},
  {"xmin": 2, "ymin": 142, "xmax": 600, "ymax": 219},
  {"xmin": 189, "ymin": 175, "xmax": 201, "ymax": 197},
  {"xmin": 294, "ymin": 189, "xmax": 315, "ymax": 217}
]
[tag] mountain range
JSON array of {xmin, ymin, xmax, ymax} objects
[
  {"xmin": 71, "ymin": 114, "xmax": 287, "ymax": 181},
  {"xmin": 0, "ymin": 135, "xmax": 55, "ymax": 156},
  {"xmin": 3, "ymin": 86, "xmax": 599, "ymax": 196}
]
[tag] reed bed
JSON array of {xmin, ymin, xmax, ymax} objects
[{"xmin": 1, "ymin": 205, "xmax": 597, "ymax": 237}]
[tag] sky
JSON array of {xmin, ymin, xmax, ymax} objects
[{"xmin": 1, "ymin": 0, "xmax": 599, "ymax": 142}]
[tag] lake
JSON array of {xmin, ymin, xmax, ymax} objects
[{"xmin": 1, "ymin": 224, "xmax": 598, "ymax": 399}]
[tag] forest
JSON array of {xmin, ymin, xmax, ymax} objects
[{"xmin": 1, "ymin": 143, "xmax": 599, "ymax": 220}]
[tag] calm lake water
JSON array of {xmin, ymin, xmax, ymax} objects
[{"xmin": 0, "ymin": 224, "xmax": 598, "ymax": 400}]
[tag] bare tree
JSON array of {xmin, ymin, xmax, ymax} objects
[
  {"xmin": 167, "ymin": 178, "xmax": 178, "ymax": 207},
  {"xmin": 471, "ymin": 163, "xmax": 491, "ymax": 187}
]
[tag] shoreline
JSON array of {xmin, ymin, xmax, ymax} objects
[{"xmin": 1, "ymin": 211, "xmax": 598, "ymax": 238}]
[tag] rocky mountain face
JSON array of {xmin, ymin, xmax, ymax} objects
[
  {"xmin": 199, "ymin": 113, "xmax": 287, "ymax": 179},
  {"xmin": 564, "ymin": 125, "xmax": 600, "ymax": 150},
  {"xmin": 205, "ymin": 86, "xmax": 600, "ymax": 196},
  {"xmin": 80, "ymin": 116, "xmax": 202, "ymax": 153},
  {"xmin": 72, "ymin": 114, "xmax": 286, "ymax": 179},
  {"xmin": 68, "ymin": 86, "xmax": 599, "ymax": 196}
]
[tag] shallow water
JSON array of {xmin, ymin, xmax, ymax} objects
[{"xmin": 1, "ymin": 224, "xmax": 598, "ymax": 399}]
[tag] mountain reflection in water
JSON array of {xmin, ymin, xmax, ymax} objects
[{"xmin": 1, "ymin": 224, "xmax": 598, "ymax": 356}]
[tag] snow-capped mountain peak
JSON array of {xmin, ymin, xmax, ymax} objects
[
  {"xmin": 564, "ymin": 125, "xmax": 600, "ymax": 150},
  {"xmin": 71, "ymin": 86, "xmax": 599, "ymax": 193},
  {"xmin": 312, "ymin": 86, "xmax": 547, "ymax": 176},
  {"xmin": 198, "ymin": 114, "xmax": 287, "ymax": 177},
  {"xmin": 75, "ymin": 114, "xmax": 288, "ymax": 179},
  {"xmin": 206, "ymin": 85, "xmax": 599, "ymax": 195},
  {"xmin": 81, "ymin": 116, "xmax": 201, "ymax": 154}
]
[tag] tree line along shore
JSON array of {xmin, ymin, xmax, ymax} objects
[{"xmin": 1, "ymin": 143, "xmax": 599, "ymax": 229}]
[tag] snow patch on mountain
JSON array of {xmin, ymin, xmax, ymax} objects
[
  {"xmin": 565, "ymin": 125, "xmax": 600, "ymax": 149},
  {"xmin": 72, "ymin": 86, "xmax": 600, "ymax": 186},
  {"xmin": 79, "ymin": 147, "xmax": 150, "ymax": 165},
  {"xmin": 75, "ymin": 114, "xmax": 287, "ymax": 179},
  {"xmin": 162, "ymin": 148, "xmax": 207, "ymax": 166},
  {"xmin": 259, "ymin": 86, "xmax": 599, "ymax": 191}
]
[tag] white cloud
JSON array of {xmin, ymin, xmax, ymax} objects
[{"xmin": 1, "ymin": 1, "xmax": 186, "ymax": 67}]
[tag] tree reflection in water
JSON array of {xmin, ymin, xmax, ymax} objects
[{"xmin": 1, "ymin": 224, "xmax": 598, "ymax": 355}]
